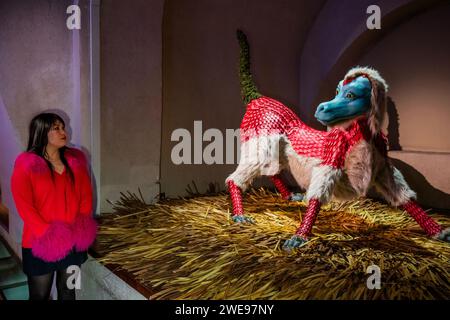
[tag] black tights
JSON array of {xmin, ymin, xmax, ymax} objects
[{"xmin": 27, "ymin": 267, "xmax": 77, "ymax": 300}]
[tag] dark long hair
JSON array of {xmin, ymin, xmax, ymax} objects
[{"xmin": 27, "ymin": 113, "xmax": 74, "ymax": 183}]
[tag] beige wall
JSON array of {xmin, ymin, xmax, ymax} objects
[
  {"xmin": 357, "ymin": 3, "xmax": 450, "ymax": 209},
  {"xmin": 358, "ymin": 3, "xmax": 450, "ymax": 153},
  {"xmin": 161, "ymin": 0, "xmax": 325, "ymax": 198},
  {"xmin": 389, "ymin": 151, "xmax": 450, "ymax": 209},
  {"xmin": 0, "ymin": 0, "xmax": 92, "ymax": 254},
  {"xmin": 299, "ymin": 0, "xmax": 450, "ymax": 209},
  {"xmin": 100, "ymin": 0, "xmax": 164, "ymax": 212},
  {"xmin": 299, "ymin": 0, "xmax": 414, "ymax": 123}
]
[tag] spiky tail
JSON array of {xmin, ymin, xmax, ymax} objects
[{"xmin": 236, "ymin": 30, "xmax": 262, "ymax": 105}]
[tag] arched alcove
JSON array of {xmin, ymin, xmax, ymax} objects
[
  {"xmin": 299, "ymin": 0, "xmax": 450, "ymax": 209},
  {"xmin": 299, "ymin": 0, "xmax": 445, "ymax": 124}
]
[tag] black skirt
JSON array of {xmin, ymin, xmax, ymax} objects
[{"xmin": 22, "ymin": 247, "xmax": 88, "ymax": 276}]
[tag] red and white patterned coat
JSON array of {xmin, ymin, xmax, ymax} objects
[{"xmin": 226, "ymin": 68, "xmax": 448, "ymax": 244}]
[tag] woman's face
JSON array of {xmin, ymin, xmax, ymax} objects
[{"xmin": 47, "ymin": 120, "xmax": 67, "ymax": 149}]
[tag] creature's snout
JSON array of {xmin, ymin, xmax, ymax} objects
[
  {"xmin": 314, "ymin": 102, "xmax": 331, "ymax": 124},
  {"xmin": 315, "ymin": 76, "xmax": 373, "ymax": 126},
  {"xmin": 315, "ymin": 103, "xmax": 327, "ymax": 114},
  {"xmin": 314, "ymin": 98, "xmax": 347, "ymax": 125}
]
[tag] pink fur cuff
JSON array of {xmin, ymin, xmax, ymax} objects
[
  {"xmin": 72, "ymin": 215, "xmax": 98, "ymax": 252},
  {"xmin": 31, "ymin": 221, "xmax": 73, "ymax": 262}
]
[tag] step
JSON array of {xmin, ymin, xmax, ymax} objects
[
  {"xmin": 0, "ymin": 257, "xmax": 17, "ymax": 272},
  {"xmin": 3, "ymin": 284, "xmax": 29, "ymax": 300},
  {"xmin": 0, "ymin": 241, "xmax": 11, "ymax": 259},
  {"xmin": 0, "ymin": 266, "xmax": 27, "ymax": 290}
]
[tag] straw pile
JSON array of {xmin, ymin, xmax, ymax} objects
[{"xmin": 96, "ymin": 188, "xmax": 450, "ymax": 299}]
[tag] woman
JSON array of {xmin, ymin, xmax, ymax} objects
[{"xmin": 11, "ymin": 113, "xmax": 97, "ymax": 300}]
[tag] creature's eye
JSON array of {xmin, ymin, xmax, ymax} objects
[
  {"xmin": 345, "ymin": 92, "xmax": 355, "ymax": 99},
  {"xmin": 336, "ymin": 88, "xmax": 339, "ymax": 96}
]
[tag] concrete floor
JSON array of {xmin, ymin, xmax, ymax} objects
[{"xmin": 0, "ymin": 237, "xmax": 146, "ymax": 300}]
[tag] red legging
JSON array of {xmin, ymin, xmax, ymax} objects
[
  {"xmin": 227, "ymin": 180, "xmax": 243, "ymax": 215},
  {"xmin": 295, "ymin": 199, "xmax": 443, "ymax": 239},
  {"xmin": 270, "ymin": 175, "xmax": 291, "ymax": 200},
  {"xmin": 401, "ymin": 200, "xmax": 442, "ymax": 237},
  {"xmin": 296, "ymin": 199, "xmax": 321, "ymax": 239}
]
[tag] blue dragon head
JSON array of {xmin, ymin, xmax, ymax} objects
[{"xmin": 314, "ymin": 67, "xmax": 388, "ymax": 136}]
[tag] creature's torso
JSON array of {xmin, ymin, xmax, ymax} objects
[{"xmin": 240, "ymin": 97, "xmax": 388, "ymax": 197}]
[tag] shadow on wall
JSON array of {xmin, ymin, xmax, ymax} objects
[
  {"xmin": 390, "ymin": 158, "xmax": 450, "ymax": 213},
  {"xmin": 386, "ymin": 97, "xmax": 402, "ymax": 151},
  {"xmin": 385, "ymin": 98, "xmax": 450, "ymax": 212}
]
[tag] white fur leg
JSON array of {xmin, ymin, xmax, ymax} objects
[
  {"xmin": 284, "ymin": 142, "xmax": 321, "ymax": 190},
  {"xmin": 226, "ymin": 134, "xmax": 286, "ymax": 190},
  {"xmin": 375, "ymin": 166, "xmax": 416, "ymax": 207},
  {"xmin": 305, "ymin": 165, "xmax": 342, "ymax": 203},
  {"xmin": 226, "ymin": 162, "xmax": 260, "ymax": 191}
]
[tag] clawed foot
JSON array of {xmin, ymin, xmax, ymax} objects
[
  {"xmin": 289, "ymin": 193, "xmax": 304, "ymax": 202},
  {"xmin": 436, "ymin": 227, "xmax": 450, "ymax": 243},
  {"xmin": 232, "ymin": 215, "xmax": 254, "ymax": 224},
  {"xmin": 282, "ymin": 235, "xmax": 308, "ymax": 252}
]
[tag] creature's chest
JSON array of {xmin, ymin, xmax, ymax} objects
[{"xmin": 341, "ymin": 140, "xmax": 374, "ymax": 195}]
